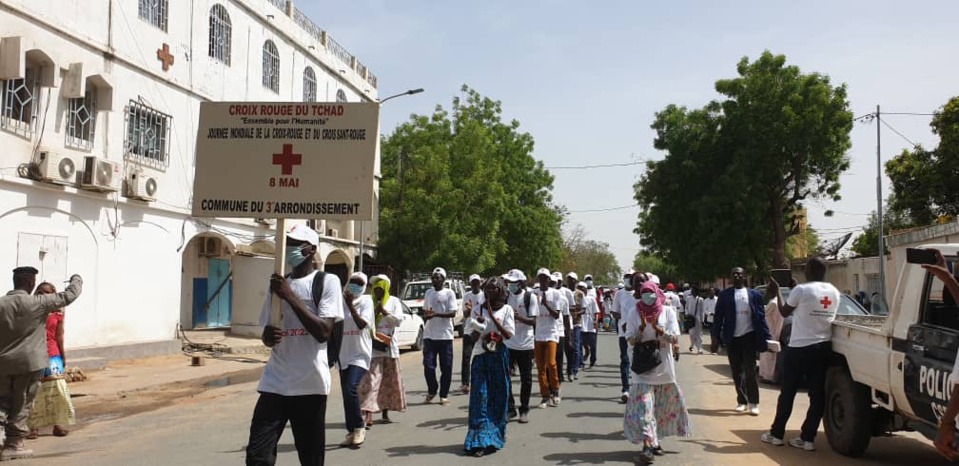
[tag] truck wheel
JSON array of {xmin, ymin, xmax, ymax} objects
[
  {"xmin": 824, "ymin": 366, "xmax": 873, "ymax": 457},
  {"xmin": 411, "ymin": 328, "xmax": 424, "ymax": 351}
]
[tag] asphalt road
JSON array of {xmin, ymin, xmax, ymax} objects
[{"xmin": 20, "ymin": 332, "xmax": 947, "ymax": 465}]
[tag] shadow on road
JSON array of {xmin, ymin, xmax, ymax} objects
[
  {"xmin": 542, "ymin": 450, "xmax": 638, "ymax": 465},
  {"xmin": 560, "ymin": 395, "xmax": 623, "ymax": 404},
  {"xmin": 568, "ymin": 411, "xmax": 623, "ymax": 419},
  {"xmin": 702, "ymin": 363, "xmax": 733, "ymax": 378},
  {"xmin": 686, "ymin": 407, "xmax": 748, "ymax": 418},
  {"xmin": 417, "ymin": 416, "xmax": 468, "ymax": 430},
  {"xmin": 542, "ymin": 430, "xmax": 625, "ymax": 443},
  {"xmin": 383, "ymin": 443, "xmax": 465, "ymax": 457}
]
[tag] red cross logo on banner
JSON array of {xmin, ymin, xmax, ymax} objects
[
  {"xmin": 272, "ymin": 144, "xmax": 302, "ymax": 175},
  {"xmin": 820, "ymin": 296, "xmax": 832, "ymax": 310}
]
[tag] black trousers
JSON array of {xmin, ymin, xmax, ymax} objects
[
  {"xmin": 246, "ymin": 392, "xmax": 327, "ymax": 466},
  {"xmin": 508, "ymin": 348, "xmax": 535, "ymax": 414},
  {"xmin": 618, "ymin": 336, "xmax": 630, "ymax": 393},
  {"xmin": 727, "ymin": 332, "xmax": 760, "ymax": 405},
  {"xmin": 771, "ymin": 342, "xmax": 831, "ymax": 441},
  {"xmin": 462, "ymin": 335, "xmax": 476, "ymax": 386}
]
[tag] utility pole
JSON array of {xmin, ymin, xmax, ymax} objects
[{"xmin": 876, "ymin": 105, "xmax": 887, "ymax": 307}]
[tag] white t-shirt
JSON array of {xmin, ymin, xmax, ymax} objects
[
  {"xmin": 582, "ymin": 297, "xmax": 598, "ymax": 333},
  {"xmin": 534, "ymin": 288, "xmax": 564, "ymax": 342},
  {"xmin": 733, "ymin": 287, "xmax": 754, "ymax": 337},
  {"xmin": 786, "ymin": 281, "xmax": 840, "ymax": 348},
  {"xmin": 423, "ymin": 287, "xmax": 457, "ymax": 341},
  {"xmin": 506, "ymin": 291, "xmax": 539, "ymax": 351},
  {"xmin": 471, "ymin": 304, "xmax": 516, "ymax": 357},
  {"xmin": 623, "ymin": 299, "xmax": 679, "ymax": 385},
  {"xmin": 340, "ymin": 295, "xmax": 374, "ymax": 370},
  {"xmin": 372, "ymin": 296, "xmax": 405, "ymax": 359},
  {"xmin": 702, "ymin": 297, "xmax": 717, "ymax": 320},
  {"xmin": 666, "ymin": 292, "xmax": 683, "ymax": 314},
  {"xmin": 613, "ymin": 289, "xmax": 633, "ymax": 337},
  {"xmin": 257, "ymin": 271, "xmax": 344, "ymax": 396},
  {"xmin": 557, "ymin": 287, "xmax": 574, "ymax": 333}
]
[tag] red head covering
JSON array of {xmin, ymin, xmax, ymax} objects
[
  {"xmin": 636, "ymin": 281, "xmax": 665, "ymax": 321},
  {"xmin": 665, "ymin": 283, "xmax": 675, "ymax": 291}
]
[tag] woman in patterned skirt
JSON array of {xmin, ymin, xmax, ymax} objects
[
  {"xmin": 358, "ymin": 275, "xmax": 407, "ymax": 426},
  {"xmin": 623, "ymin": 277, "xmax": 691, "ymax": 464},
  {"xmin": 463, "ymin": 277, "xmax": 515, "ymax": 457}
]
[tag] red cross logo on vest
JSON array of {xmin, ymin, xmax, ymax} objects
[
  {"xmin": 272, "ymin": 144, "xmax": 302, "ymax": 175},
  {"xmin": 820, "ymin": 296, "xmax": 832, "ymax": 310}
]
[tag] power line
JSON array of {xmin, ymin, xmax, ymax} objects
[
  {"xmin": 880, "ymin": 118, "xmax": 919, "ymax": 148},
  {"xmin": 568, "ymin": 204, "xmax": 639, "ymax": 213},
  {"xmin": 547, "ymin": 161, "xmax": 646, "ymax": 170}
]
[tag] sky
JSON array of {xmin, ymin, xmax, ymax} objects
[{"xmin": 304, "ymin": 0, "xmax": 959, "ymax": 270}]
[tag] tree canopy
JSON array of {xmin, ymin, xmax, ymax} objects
[
  {"xmin": 885, "ymin": 95, "xmax": 959, "ymax": 223},
  {"xmin": 634, "ymin": 51, "xmax": 853, "ymax": 279},
  {"xmin": 560, "ymin": 224, "xmax": 621, "ymax": 286},
  {"xmin": 377, "ymin": 86, "xmax": 564, "ymax": 277}
]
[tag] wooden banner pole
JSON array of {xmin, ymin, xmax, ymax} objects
[{"xmin": 271, "ymin": 218, "xmax": 287, "ymax": 327}]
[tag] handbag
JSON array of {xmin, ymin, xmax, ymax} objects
[
  {"xmin": 372, "ymin": 337, "xmax": 389, "ymax": 352},
  {"xmin": 631, "ymin": 339, "xmax": 661, "ymax": 374}
]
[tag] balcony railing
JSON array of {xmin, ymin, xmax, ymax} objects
[
  {"xmin": 293, "ymin": 7, "xmax": 323, "ymax": 44},
  {"xmin": 267, "ymin": 0, "xmax": 286, "ymax": 11},
  {"xmin": 326, "ymin": 36, "xmax": 353, "ymax": 69}
]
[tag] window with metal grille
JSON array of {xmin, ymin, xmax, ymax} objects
[
  {"xmin": 303, "ymin": 67, "xmax": 316, "ymax": 102},
  {"xmin": 262, "ymin": 40, "xmax": 280, "ymax": 93},
  {"xmin": 0, "ymin": 67, "xmax": 42, "ymax": 137},
  {"xmin": 66, "ymin": 89, "xmax": 97, "ymax": 150},
  {"xmin": 138, "ymin": 0, "xmax": 168, "ymax": 32},
  {"xmin": 208, "ymin": 4, "xmax": 231, "ymax": 65},
  {"xmin": 125, "ymin": 100, "xmax": 171, "ymax": 169},
  {"xmin": 336, "ymin": 89, "xmax": 347, "ymax": 103}
]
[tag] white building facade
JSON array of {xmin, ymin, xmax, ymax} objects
[{"xmin": 0, "ymin": 0, "xmax": 380, "ymax": 359}]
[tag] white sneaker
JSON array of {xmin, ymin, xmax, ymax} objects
[
  {"xmin": 789, "ymin": 437, "xmax": 815, "ymax": 451},
  {"xmin": 351, "ymin": 428, "xmax": 366, "ymax": 446},
  {"xmin": 621, "ymin": 391, "xmax": 629, "ymax": 403},
  {"xmin": 539, "ymin": 399, "xmax": 549, "ymax": 409},
  {"xmin": 761, "ymin": 432, "xmax": 784, "ymax": 446},
  {"xmin": 339, "ymin": 432, "xmax": 355, "ymax": 447},
  {"xmin": 552, "ymin": 395, "xmax": 562, "ymax": 407},
  {"xmin": 748, "ymin": 404, "xmax": 760, "ymax": 416},
  {"xmin": 735, "ymin": 404, "xmax": 747, "ymax": 412}
]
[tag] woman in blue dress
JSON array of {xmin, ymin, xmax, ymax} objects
[{"xmin": 463, "ymin": 277, "xmax": 515, "ymax": 457}]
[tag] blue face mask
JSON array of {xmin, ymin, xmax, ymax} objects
[
  {"xmin": 347, "ymin": 283, "xmax": 364, "ymax": 295},
  {"xmin": 641, "ymin": 293, "xmax": 657, "ymax": 306},
  {"xmin": 285, "ymin": 245, "xmax": 309, "ymax": 269},
  {"xmin": 508, "ymin": 283, "xmax": 519, "ymax": 293}
]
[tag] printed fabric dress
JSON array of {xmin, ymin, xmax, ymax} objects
[
  {"xmin": 623, "ymin": 302, "xmax": 691, "ymax": 446},
  {"xmin": 358, "ymin": 296, "xmax": 408, "ymax": 413},
  {"xmin": 464, "ymin": 304, "xmax": 515, "ymax": 453}
]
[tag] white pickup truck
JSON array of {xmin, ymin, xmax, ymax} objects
[{"xmin": 825, "ymin": 243, "xmax": 959, "ymax": 456}]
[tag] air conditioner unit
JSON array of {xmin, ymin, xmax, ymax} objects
[
  {"xmin": 36, "ymin": 151, "xmax": 79, "ymax": 185},
  {"xmin": 126, "ymin": 168, "xmax": 159, "ymax": 201},
  {"xmin": 198, "ymin": 237, "xmax": 220, "ymax": 257},
  {"xmin": 255, "ymin": 218, "xmax": 275, "ymax": 226},
  {"xmin": 79, "ymin": 156, "xmax": 121, "ymax": 192}
]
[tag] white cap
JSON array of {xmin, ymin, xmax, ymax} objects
[
  {"xmin": 650, "ymin": 274, "xmax": 661, "ymax": 285},
  {"xmin": 500, "ymin": 273, "xmax": 508, "ymax": 280},
  {"xmin": 617, "ymin": 282, "xmax": 625, "ymax": 289},
  {"xmin": 468, "ymin": 274, "xmax": 482, "ymax": 283},
  {"xmin": 577, "ymin": 281, "xmax": 587, "ymax": 289},
  {"xmin": 566, "ymin": 271, "xmax": 578, "ymax": 280},
  {"xmin": 349, "ymin": 272, "xmax": 368, "ymax": 286},
  {"xmin": 432, "ymin": 267, "xmax": 447, "ymax": 279},
  {"xmin": 287, "ymin": 224, "xmax": 320, "ymax": 246},
  {"xmin": 536, "ymin": 267, "xmax": 551, "ymax": 278},
  {"xmin": 623, "ymin": 269, "xmax": 635, "ymax": 277},
  {"xmin": 370, "ymin": 274, "xmax": 391, "ymax": 287},
  {"xmin": 550, "ymin": 271, "xmax": 563, "ymax": 283},
  {"xmin": 584, "ymin": 274, "xmax": 593, "ymax": 280},
  {"xmin": 506, "ymin": 269, "xmax": 526, "ymax": 282}
]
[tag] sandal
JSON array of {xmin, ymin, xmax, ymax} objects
[
  {"xmin": 53, "ymin": 426, "xmax": 69, "ymax": 437},
  {"xmin": 26, "ymin": 429, "xmax": 39, "ymax": 440}
]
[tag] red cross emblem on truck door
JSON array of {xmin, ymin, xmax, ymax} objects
[
  {"xmin": 820, "ymin": 296, "xmax": 832, "ymax": 309},
  {"xmin": 272, "ymin": 144, "xmax": 302, "ymax": 175}
]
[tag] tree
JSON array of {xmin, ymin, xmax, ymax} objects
[
  {"xmin": 786, "ymin": 226, "xmax": 820, "ymax": 261},
  {"xmin": 377, "ymin": 86, "xmax": 564, "ymax": 276},
  {"xmin": 850, "ymin": 201, "xmax": 914, "ymax": 257},
  {"xmin": 632, "ymin": 251, "xmax": 679, "ymax": 286},
  {"xmin": 886, "ymin": 95, "xmax": 959, "ymax": 222},
  {"xmin": 560, "ymin": 224, "xmax": 621, "ymax": 286},
  {"xmin": 634, "ymin": 51, "xmax": 853, "ymax": 278}
]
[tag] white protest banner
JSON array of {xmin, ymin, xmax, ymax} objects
[{"xmin": 192, "ymin": 102, "xmax": 378, "ymax": 220}]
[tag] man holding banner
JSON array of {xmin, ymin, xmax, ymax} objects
[{"xmin": 246, "ymin": 224, "xmax": 343, "ymax": 466}]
